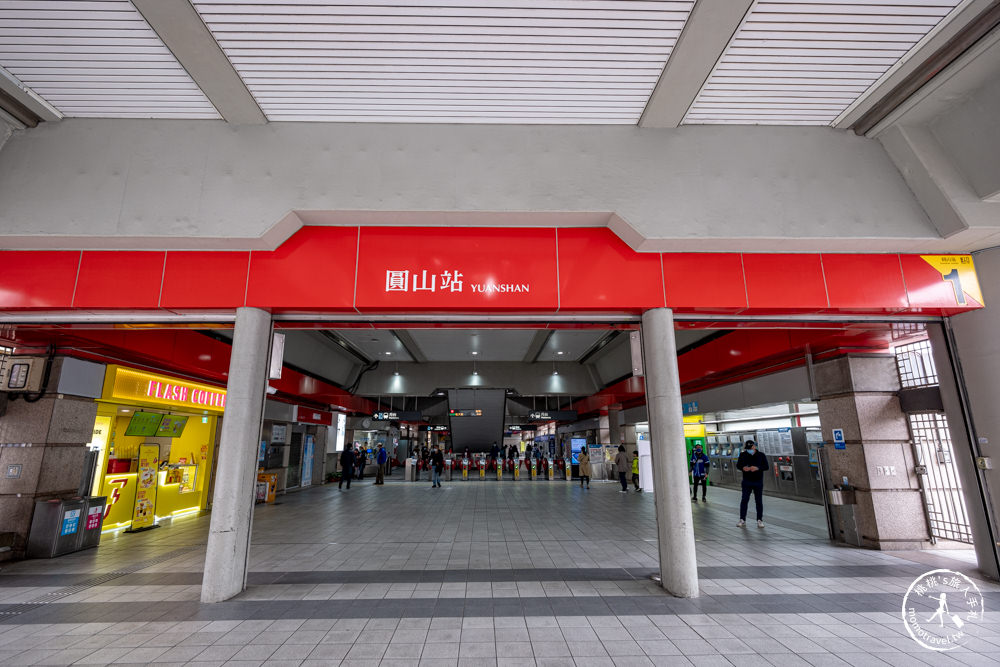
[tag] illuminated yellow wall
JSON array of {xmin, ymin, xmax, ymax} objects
[{"xmin": 97, "ymin": 410, "xmax": 217, "ymax": 530}]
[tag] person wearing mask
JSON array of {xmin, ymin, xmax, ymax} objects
[
  {"xmin": 339, "ymin": 446, "xmax": 355, "ymax": 490},
  {"xmin": 736, "ymin": 440, "xmax": 768, "ymax": 527},
  {"xmin": 578, "ymin": 446, "xmax": 591, "ymax": 489},
  {"xmin": 631, "ymin": 451, "xmax": 641, "ymax": 492},
  {"xmin": 374, "ymin": 444, "xmax": 388, "ymax": 485},
  {"xmin": 490, "ymin": 442, "xmax": 500, "ymax": 467},
  {"xmin": 430, "ymin": 444, "xmax": 445, "ymax": 488},
  {"xmin": 614, "ymin": 445, "xmax": 629, "ymax": 492},
  {"xmin": 690, "ymin": 444, "xmax": 710, "ymax": 502}
]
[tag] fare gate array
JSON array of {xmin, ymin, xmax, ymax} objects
[{"xmin": 405, "ymin": 457, "xmax": 568, "ymax": 482}]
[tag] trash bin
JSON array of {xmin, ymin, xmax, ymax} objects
[
  {"xmin": 77, "ymin": 496, "xmax": 107, "ymax": 550},
  {"xmin": 26, "ymin": 498, "xmax": 86, "ymax": 558}
]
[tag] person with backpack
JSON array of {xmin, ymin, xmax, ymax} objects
[{"xmin": 690, "ymin": 443, "xmax": 710, "ymax": 502}]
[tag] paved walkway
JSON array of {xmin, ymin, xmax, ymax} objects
[{"xmin": 0, "ymin": 478, "xmax": 997, "ymax": 666}]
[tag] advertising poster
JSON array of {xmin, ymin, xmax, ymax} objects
[
  {"xmin": 131, "ymin": 444, "xmax": 159, "ymax": 530},
  {"xmin": 301, "ymin": 435, "xmax": 314, "ymax": 488}
]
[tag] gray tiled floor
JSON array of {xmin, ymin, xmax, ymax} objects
[{"xmin": 0, "ymin": 478, "xmax": 997, "ymax": 666}]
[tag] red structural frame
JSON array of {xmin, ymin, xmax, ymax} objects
[{"xmin": 0, "ymin": 227, "xmax": 984, "ymax": 317}]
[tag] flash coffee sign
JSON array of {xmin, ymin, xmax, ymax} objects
[{"xmin": 385, "ymin": 270, "xmax": 530, "ymax": 295}]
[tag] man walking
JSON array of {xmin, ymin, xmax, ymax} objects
[
  {"xmin": 339, "ymin": 446, "xmax": 355, "ymax": 490},
  {"xmin": 690, "ymin": 443, "xmax": 710, "ymax": 502},
  {"xmin": 736, "ymin": 440, "xmax": 768, "ymax": 527},
  {"xmin": 430, "ymin": 444, "xmax": 445, "ymax": 488},
  {"xmin": 614, "ymin": 445, "xmax": 629, "ymax": 493},
  {"xmin": 374, "ymin": 444, "xmax": 388, "ymax": 485}
]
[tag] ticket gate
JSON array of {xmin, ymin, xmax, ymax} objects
[
  {"xmin": 496, "ymin": 460, "xmax": 503, "ymax": 480},
  {"xmin": 462, "ymin": 457, "xmax": 470, "ymax": 480},
  {"xmin": 707, "ymin": 441, "xmax": 723, "ymax": 486},
  {"xmin": 530, "ymin": 459, "xmax": 537, "ymax": 480},
  {"xmin": 478, "ymin": 457, "xmax": 486, "ymax": 480},
  {"xmin": 546, "ymin": 458, "xmax": 554, "ymax": 480},
  {"xmin": 513, "ymin": 458, "xmax": 520, "ymax": 480}
]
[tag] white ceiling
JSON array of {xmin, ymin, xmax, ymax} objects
[
  {"xmin": 0, "ymin": 1, "xmax": 971, "ymax": 125},
  {"xmin": 191, "ymin": 0, "xmax": 694, "ymax": 123},
  {"xmin": 0, "ymin": 0, "xmax": 220, "ymax": 118},
  {"xmin": 336, "ymin": 328, "xmax": 414, "ymax": 362},
  {"xmin": 684, "ymin": 0, "xmax": 964, "ymax": 125}
]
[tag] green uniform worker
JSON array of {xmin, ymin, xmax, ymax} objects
[{"xmin": 631, "ymin": 452, "xmax": 641, "ymax": 492}]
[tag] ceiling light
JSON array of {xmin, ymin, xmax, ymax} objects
[
  {"xmin": 385, "ymin": 351, "xmax": 392, "ymax": 356},
  {"xmin": 473, "ymin": 370, "xmax": 479, "ymax": 376},
  {"xmin": 553, "ymin": 370, "xmax": 559, "ymax": 376},
  {"xmin": 557, "ymin": 351, "xmax": 564, "ymax": 355},
  {"xmin": 471, "ymin": 351, "xmax": 478, "ymax": 355}
]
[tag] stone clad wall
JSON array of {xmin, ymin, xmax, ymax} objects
[
  {"xmin": 815, "ymin": 355, "xmax": 930, "ymax": 550},
  {"xmin": 0, "ymin": 394, "xmax": 97, "ymax": 559}
]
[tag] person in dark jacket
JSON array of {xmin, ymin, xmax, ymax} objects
[
  {"xmin": 339, "ymin": 446, "xmax": 355, "ymax": 490},
  {"xmin": 690, "ymin": 444, "xmax": 710, "ymax": 502},
  {"xmin": 736, "ymin": 440, "xmax": 768, "ymax": 527},
  {"xmin": 430, "ymin": 444, "xmax": 445, "ymax": 488},
  {"xmin": 490, "ymin": 442, "xmax": 500, "ymax": 467},
  {"xmin": 356, "ymin": 447, "xmax": 366, "ymax": 480}
]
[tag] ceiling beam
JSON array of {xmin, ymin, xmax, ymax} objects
[
  {"xmin": 838, "ymin": 0, "xmax": 999, "ymax": 132},
  {"xmin": 522, "ymin": 330, "xmax": 553, "ymax": 363},
  {"xmin": 0, "ymin": 66, "xmax": 61, "ymax": 125},
  {"xmin": 638, "ymin": 0, "xmax": 754, "ymax": 128},
  {"xmin": 393, "ymin": 330, "xmax": 428, "ymax": 364},
  {"xmin": 132, "ymin": 0, "xmax": 265, "ymax": 125}
]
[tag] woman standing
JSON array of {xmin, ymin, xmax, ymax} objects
[
  {"xmin": 578, "ymin": 447, "xmax": 591, "ymax": 489},
  {"xmin": 614, "ymin": 445, "xmax": 629, "ymax": 493}
]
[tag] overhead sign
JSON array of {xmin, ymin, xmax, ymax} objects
[
  {"xmin": 449, "ymin": 409, "xmax": 483, "ymax": 417},
  {"xmin": 104, "ymin": 365, "xmax": 226, "ymax": 414},
  {"xmin": 682, "ymin": 401, "xmax": 699, "ymax": 415},
  {"xmin": 528, "ymin": 410, "xmax": 578, "ymax": 421},
  {"xmin": 372, "ymin": 410, "xmax": 423, "ymax": 421},
  {"xmin": 832, "ymin": 428, "xmax": 846, "ymax": 450},
  {"xmin": 506, "ymin": 425, "xmax": 537, "ymax": 432},
  {"xmin": 295, "ymin": 406, "xmax": 334, "ymax": 426}
]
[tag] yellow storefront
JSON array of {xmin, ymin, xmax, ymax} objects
[{"xmin": 87, "ymin": 365, "xmax": 225, "ymax": 532}]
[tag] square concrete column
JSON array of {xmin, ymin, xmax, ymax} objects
[
  {"xmin": 640, "ymin": 308, "xmax": 699, "ymax": 598},
  {"xmin": 201, "ymin": 307, "xmax": 272, "ymax": 603},
  {"xmin": 815, "ymin": 355, "xmax": 930, "ymax": 549}
]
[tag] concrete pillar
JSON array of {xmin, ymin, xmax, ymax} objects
[
  {"xmin": 928, "ymin": 324, "xmax": 1000, "ymax": 580},
  {"xmin": 815, "ymin": 355, "xmax": 930, "ymax": 549},
  {"xmin": 0, "ymin": 391, "xmax": 97, "ymax": 560},
  {"xmin": 640, "ymin": 308, "xmax": 699, "ymax": 598},
  {"xmin": 608, "ymin": 408, "xmax": 623, "ymax": 449},
  {"xmin": 201, "ymin": 307, "xmax": 272, "ymax": 603}
]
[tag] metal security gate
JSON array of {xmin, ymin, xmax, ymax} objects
[
  {"xmin": 908, "ymin": 412, "xmax": 973, "ymax": 544},
  {"xmin": 893, "ymin": 338, "xmax": 974, "ymax": 545}
]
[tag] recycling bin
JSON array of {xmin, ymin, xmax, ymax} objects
[
  {"xmin": 26, "ymin": 498, "xmax": 86, "ymax": 558},
  {"xmin": 77, "ymin": 496, "xmax": 107, "ymax": 550}
]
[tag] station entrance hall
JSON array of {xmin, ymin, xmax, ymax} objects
[{"xmin": 2, "ymin": 1, "xmax": 1000, "ymax": 663}]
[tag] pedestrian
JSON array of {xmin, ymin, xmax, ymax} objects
[
  {"xmin": 490, "ymin": 441, "xmax": 500, "ymax": 467},
  {"xmin": 614, "ymin": 445, "xmax": 629, "ymax": 492},
  {"xmin": 631, "ymin": 451, "xmax": 641, "ymax": 491},
  {"xmin": 578, "ymin": 446, "xmax": 591, "ymax": 489},
  {"xmin": 431, "ymin": 444, "xmax": 445, "ymax": 488},
  {"xmin": 356, "ymin": 446, "xmax": 366, "ymax": 480},
  {"xmin": 374, "ymin": 444, "xmax": 388, "ymax": 485},
  {"xmin": 339, "ymin": 446, "xmax": 355, "ymax": 490},
  {"xmin": 690, "ymin": 443, "xmax": 710, "ymax": 502},
  {"xmin": 736, "ymin": 440, "xmax": 768, "ymax": 527}
]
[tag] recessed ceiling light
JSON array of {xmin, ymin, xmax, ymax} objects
[
  {"xmin": 471, "ymin": 351, "xmax": 478, "ymax": 355},
  {"xmin": 557, "ymin": 351, "xmax": 564, "ymax": 355},
  {"xmin": 385, "ymin": 351, "xmax": 392, "ymax": 355}
]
